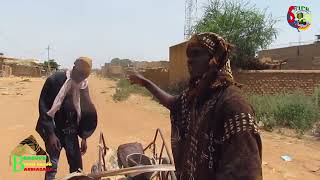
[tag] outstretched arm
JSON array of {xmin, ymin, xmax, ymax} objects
[{"xmin": 129, "ymin": 72, "xmax": 176, "ymax": 110}]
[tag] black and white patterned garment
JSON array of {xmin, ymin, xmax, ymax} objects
[{"xmin": 170, "ymin": 85, "xmax": 262, "ymax": 180}]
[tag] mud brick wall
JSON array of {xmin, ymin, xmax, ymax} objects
[
  {"xmin": 169, "ymin": 41, "xmax": 189, "ymax": 84},
  {"xmin": 258, "ymin": 43, "xmax": 320, "ymax": 70},
  {"xmin": 1, "ymin": 65, "xmax": 12, "ymax": 77},
  {"xmin": 234, "ymin": 70, "xmax": 320, "ymax": 95},
  {"xmin": 101, "ymin": 64, "xmax": 125, "ymax": 77},
  {"xmin": 169, "ymin": 41, "xmax": 320, "ymax": 94},
  {"xmin": 141, "ymin": 68, "xmax": 169, "ymax": 88},
  {"xmin": 11, "ymin": 65, "xmax": 42, "ymax": 77}
]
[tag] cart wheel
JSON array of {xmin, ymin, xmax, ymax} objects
[
  {"xmin": 91, "ymin": 163, "xmax": 103, "ymax": 180},
  {"xmin": 60, "ymin": 172, "xmax": 95, "ymax": 180},
  {"xmin": 160, "ymin": 158, "xmax": 177, "ymax": 180},
  {"xmin": 91, "ymin": 164, "xmax": 99, "ymax": 174},
  {"xmin": 126, "ymin": 153, "xmax": 155, "ymax": 179}
]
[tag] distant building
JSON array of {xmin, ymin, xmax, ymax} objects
[
  {"xmin": 0, "ymin": 56, "xmax": 46, "ymax": 77},
  {"xmin": 101, "ymin": 60, "xmax": 169, "ymax": 78},
  {"xmin": 132, "ymin": 61, "xmax": 169, "ymax": 70},
  {"xmin": 258, "ymin": 35, "xmax": 320, "ymax": 70},
  {"xmin": 101, "ymin": 63, "xmax": 124, "ymax": 77},
  {"xmin": 169, "ymin": 41, "xmax": 189, "ymax": 84}
]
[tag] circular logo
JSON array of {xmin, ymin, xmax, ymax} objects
[{"xmin": 287, "ymin": 6, "xmax": 312, "ymax": 31}]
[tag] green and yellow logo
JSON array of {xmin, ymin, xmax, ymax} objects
[
  {"xmin": 12, "ymin": 155, "xmax": 53, "ymax": 172},
  {"xmin": 10, "ymin": 135, "xmax": 53, "ymax": 172}
]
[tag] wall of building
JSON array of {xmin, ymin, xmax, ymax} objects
[
  {"xmin": 140, "ymin": 68, "xmax": 169, "ymax": 88},
  {"xmin": 169, "ymin": 41, "xmax": 189, "ymax": 84},
  {"xmin": 101, "ymin": 64, "xmax": 125, "ymax": 77},
  {"xmin": 132, "ymin": 61, "xmax": 169, "ymax": 70},
  {"xmin": 169, "ymin": 41, "xmax": 320, "ymax": 95},
  {"xmin": 10, "ymin": 64, "xmax": 42, "ymax": 77},
  {"xmin": 258, "ymin": 43, "xmax": 320, "ymax": 70},
  {"xmin": 1, "ymin": 65, "xmax": 12, "ymax": 77},
  {"xmin": 234, "ymin": 70, "xmax": 320, "ymax": 95}
]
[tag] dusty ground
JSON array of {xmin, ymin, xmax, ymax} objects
[{"xmin": 0, "ymin": 75, "xmax": 319, "ymax": 180}]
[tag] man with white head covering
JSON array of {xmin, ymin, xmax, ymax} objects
[{"xmin": 36, "ymin": 57, "xmax": 97, "ymax": 180}]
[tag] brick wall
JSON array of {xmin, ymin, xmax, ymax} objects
[
  {"xmin": 133, "ymin": 61, "xmax": 169, "ymax": 70},
  {"xmin": 101, "ymin": 64, "xmax": 124, "ymax": 77},
  {"xmin": 140, "ymin": 68, "xmax": 169, "ymax": 88},
  {"xmin": 234, "ymin": 70, "xmax": 320, "ymax": 95},
  {"xmin": 1, "ymin": 65, "xmax": 12, "ymax": 77},
  {"xmin": 10, "ymin": 65, "xmax": 42, "ymax": 77},
  {"xmin": 169, "ymin": 42, "xmax": 320, "ymax": 95}
]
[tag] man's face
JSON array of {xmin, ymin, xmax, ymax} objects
[
  {"xmin": 71, "ymin": 61, "xmax": 91, "ymax": 83},
  {"xmin": 186, "ymin": 45, "xmax": 212, "ymax": 79}
]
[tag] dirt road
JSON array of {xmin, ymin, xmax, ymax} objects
[{"xmin": 0, "ymin": 75, "xmax": 319, "ymax": 180}]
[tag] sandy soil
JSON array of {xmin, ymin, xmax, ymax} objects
[{"xmin": 0, "ymin": 75, "xmax": 319, "ymax": 180}]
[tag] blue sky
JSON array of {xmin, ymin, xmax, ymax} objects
[{"xmin": 0, "ymin": 0, "xmax": 319, "ymax": 68}]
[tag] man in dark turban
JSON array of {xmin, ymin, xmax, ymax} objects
[{"xmin": 129, "ymin": 32, "xmax": 262, "ymax": 180}]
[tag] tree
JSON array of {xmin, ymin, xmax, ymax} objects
[
  {"xmin": 44, "ymin": 59, "xmax": 60, "ymax": 71},
  {"xmin": 194, "ymin": 0, "xmax": 278, "ymax": 69},
  {"xmin": 110, "ymin": 58, "xmax": 132, "ymax": 67}
]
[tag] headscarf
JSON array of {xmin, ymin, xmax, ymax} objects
[
  {"xmin": 186, "ymin": 32, "xmax": 234, "ymax": 103},
  {"xmin": 187, "ymin": 32, "xmax": 234, "ymax": 82}
]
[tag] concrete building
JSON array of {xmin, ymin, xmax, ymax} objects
[{"xmin": 258, "ymin": 36, "xmax": 320, "ymax": 70}]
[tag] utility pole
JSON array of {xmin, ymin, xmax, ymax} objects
[
  {"xmin": 46, "ymin": 45, "xmax": 51, "ymax": 61},
  {"xmin": 46, "ymin": 45, "xmax": 51, "ymax": 74}
]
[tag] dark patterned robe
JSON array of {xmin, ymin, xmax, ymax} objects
[{"xmin": 170, "ymin": 85, "xmax": 262, "ymax": 180}]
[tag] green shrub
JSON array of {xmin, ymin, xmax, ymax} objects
[
  {"xmin": 247, "ymin": 91, "xmax": 320, "ymax": 134},
  {"xmin": 313, "ymin": 86, "xmax": 320, "ymax": 108},
  {"xmin": 246, "ymin": 93, "xmax": 281, "ymax": 131},
  {"xmin": 112, "ymin": 88, "xmax": 130, "ymax": 101},
  {"xmin": 273, "ymin": 92, "xmax": 319, "ymax": 134},
  {"xmin": 107, "ymin": 77, "xmax": 119, "ymax": 81},
  {"xmin": 117, "ymin": 78, "xmax": 131, "ymax": 88},
  {"xmin": 165, "ymin": 82, "xmax": 187, "ymax": 96},
  {"xmin": 258, "ymin": 115, "xmax": 277, "ymax": 132},
  {"xmin": 112, "ymin": 79, "xmax": 151, "ymax": 101},
  {"xmin": 247, "ymin": 94, "xmax": 278, "ymax": 119},
  {"xmin": 312, "ymin": 122, "xmax": 320, "ymax": 137}
]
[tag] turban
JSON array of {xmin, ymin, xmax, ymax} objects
[
  {"xmin": 74, "ymin": 57, "xmax": 92, "ymax": 74},
  {"xmin": 187, "ymin": 32, "xmax": 234, "ymax": 82},
  {"xmin": 186, "ymin": 33, "xmax": 236, "ymax": 103}
]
